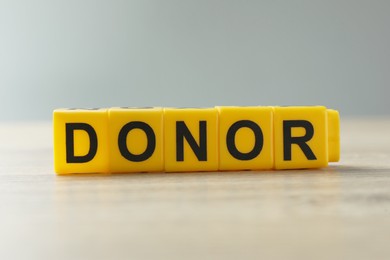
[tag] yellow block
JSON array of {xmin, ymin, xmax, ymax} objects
[
  {"xmin": 108, "ymin": 107, "xmax": 164, "ymax": 173},
  {"xmin": 164, "ymin": 108, "xmax": 218, "ymax": 172},
  {"xmin": 53, "ymin": 108, "xmax": 109, "ymax": 174},
  {"xmin": 217, "ymin": 106, "xmax": 273, "ymax": 170},
  {"xmin": 274, "ymin": 106, "xmax": 328, "ymax": 169},
  {"xmin": 327, "ymin": 109, "xmax": 340, "ymax": 162}
]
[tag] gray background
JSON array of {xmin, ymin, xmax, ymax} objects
[{"xmin": 0, "ymin": 0, "xmax": 389, "ymax": 121}]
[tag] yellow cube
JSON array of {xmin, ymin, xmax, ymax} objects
[
  {"xmin": 108, "ymin": 107, "xmax": 164, "ymax": 173},
  {"xmin": 164, "ymin": 108, "xmax": 218, "ymax": 172},
  {"xmin": 217, "ymin": 106, "xmax": 273, "ymax": 170},
  {"xmin": 327, "ymin": 109, "xmax": 340, "ymax": 163},
  {"xmin": 274, "ymin": 106, "xmax": 328, "ymax": 169},
  {"xmin": 53, "ymin": 108, "xmax": 109, "ymax": 174}
]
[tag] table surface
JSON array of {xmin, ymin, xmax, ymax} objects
[{"xmin": 0, "ymin": 118, "xmax": 390, "ymax": 260}]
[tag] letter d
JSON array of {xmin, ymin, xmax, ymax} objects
[{"xmin": 66, "ymin": 123, "xmax": 98, "ymax": 163}]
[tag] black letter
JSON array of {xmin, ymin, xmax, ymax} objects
[
  {"xmin": 283, "ymin": 120, "xmax": 317, "ymax": 161},
  {"xmin": 66, "ymin": 123, "xmax": 98, "ymax": 163},
  {"xmin": 176, "ymin": 121, "xmax": 207, "ymax": 161},
  {"xmin": 118, "ymin": 121, "xmax": 156, "ymax": 162},
  {"xmin": 226, "ymin": 120, "xmax": 263, "ymax": 160}
]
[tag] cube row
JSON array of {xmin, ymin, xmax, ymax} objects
[{"xmin": 53, "ymin": 106, "xmax": 340, "ymax": 174}]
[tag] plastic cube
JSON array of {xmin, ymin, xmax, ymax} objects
[
  {"xmin": 217, "ymin": 106, "xmax": 273, "ymax": 170},
  {"xmin": 274, "ymin": 106, "xmax": 328, "ymax": 169},
  {"xmin": 53, "ymin": 108, "xmax": 109, "ymax": 174},
  {"xmin": 108, "ymin": 107, "xmax": 164, "ymax": 173},
  {"xmin": 164, "ymin": 108, "xmax": 218, "ymax": 172}
]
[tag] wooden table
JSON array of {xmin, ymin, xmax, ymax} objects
[{"xmin": 1, "ymin": 118, "xmax": 390, "ymax": 260}]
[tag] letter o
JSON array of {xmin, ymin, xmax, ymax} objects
[
  {"xmin": 226, "ymin": 120, "xmax": 263, "ymax": 160},
  {"xmin": 118, "ymin": 121, "xmax": 156, "ymax": 162}
]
